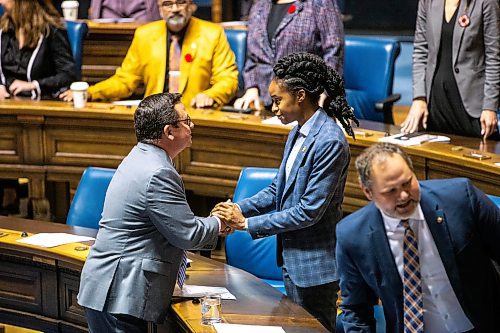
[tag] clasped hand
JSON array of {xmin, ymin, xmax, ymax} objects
[{"xmin": 211, "ymin": 200, "xmax": 246, "ymax": 231}]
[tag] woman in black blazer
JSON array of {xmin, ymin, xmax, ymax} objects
[
  {"xmin": 0, "ymin": 0, "xmax": 77, "ymax": 99},
  {"xmin": 401, "ymin": 0, "xmax": 499, "ymax": 140}
]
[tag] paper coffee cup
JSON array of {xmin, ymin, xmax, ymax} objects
[
  {"xmin": 70, "ymin": 81, "xmax": 89, "ymax": 108},
  {"xmin": 61, "ymin": 1, "xmax": 79, "ymax": 21}
]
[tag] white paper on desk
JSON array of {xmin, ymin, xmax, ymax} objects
[
  {"xmin": 173, "ymin": 285, "xmax": 236, "ymax": 300},
  {"xmin": 213, "ymin": 323, "xmax": 285, "ymax": 333},
  {"xmin": 379, "ymin": 133, "xmax": 450, "ymax": 146},
  {"xmin": 261, "ymin": 116, "xmax": 297, "ymax": 127},
  {"xmin": 112, "ymin": 100, "xmax": 141, "ymax": 107},
  {"xmin": 16, "ymin": 233, "xmax": 95, "ymax": 248}
]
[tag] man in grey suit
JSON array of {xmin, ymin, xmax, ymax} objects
[{"xmin": 78, "ymin": 93, "xmax": 228, "ymax": 332}]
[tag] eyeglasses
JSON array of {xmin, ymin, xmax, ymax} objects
[
  {"xmin": 171, "ymin": 115, "xmax": 191, "ymax": 127},
  {"xmin": 161, "ymin": 0, "xmax": 190, "ymax": 7}
]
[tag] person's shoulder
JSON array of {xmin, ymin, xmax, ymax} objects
[
  {"xmin": 189, "ymin": 17, "xmax": 223, "ymax": 33},
  {"xmin": 317, "ymin": 112, "xmax": 349, "ymax": 144},
  {"xmin": 337, "ymin": 203, "xmax": 376, "ymax": 234},
  {"xmin": 420, "ymin": 177, "xmax": 471, "ymax": 192},
  {"xmin": 135, "ymin": 20, "xmax": 166, "ymax": 36}
]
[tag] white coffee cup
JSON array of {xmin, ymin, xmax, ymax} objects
[
  {"xmin": 61, "ymin": 1, "xmax": 79, "ymax": 21},
  {"xmin": 70, "ymin": 81, "xmax": 89, "ymax": 108}
]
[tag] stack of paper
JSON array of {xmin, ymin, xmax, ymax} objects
[
  {"xmin": 16, "ymin": 233, "xmax": 95, "ymax": 248},
  {"xmin": 379, "ymin": 133, "xmax": 450, "ymax": 146}
]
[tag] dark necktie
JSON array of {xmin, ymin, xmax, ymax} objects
[
  {"xmin": 401, "ymin": 219, "xmax": 424, "ymax": 333},
  {"xmin": 177, "ymin": 250, "xmax": 188, "ymax": 289}
]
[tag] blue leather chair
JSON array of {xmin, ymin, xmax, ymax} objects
[
  {"xmin": 487, "ymin": 194, "xmax": 500, "ymax": 208},
  {"xmin": 193, "ymin": 0, "xmax": 212, "ymax": 5},
  {"xmin": 65, "ymin": 20, "xmax": 88, "ymax": 78},
  {"xmin": 345, "ymin": 36, "xmax": 401, "ymax": 123},
  {"xmin": 66, "ymin": 167, "xmax": 115, "ymax": 229},
  {"xmin": 225, "ymin": 167, "xmax": 286, "ymax": 294},
  {"xmin": 224, "ymin": 29, "xmax": 247, "ymax": 91}
]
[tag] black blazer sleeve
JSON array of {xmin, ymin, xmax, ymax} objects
[{"xmin": 35, "ymin": 27, "xmax": 78, "ymax": 96}]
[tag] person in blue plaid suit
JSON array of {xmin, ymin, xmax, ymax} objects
[{"xmin": 213, "ymin": 52, "xmax": 358, "ymax": 332}]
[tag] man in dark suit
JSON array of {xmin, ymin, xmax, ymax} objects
[
  {"xmin": 336, "ymin": 142, "xmax": 500, "ymax": 333},
  {"xmin": 78, "ymin": 93, "xmax": 229, "ymax": 332}
]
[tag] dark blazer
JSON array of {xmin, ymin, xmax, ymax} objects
[
  {"xmin": 78, "ymin": 143, "xmax": 219, "ymax": 323},
  {"xmin": 336, "ymin": 178, "xmax": 500, "ymax": 332},
  {"xmin": 412, "ymin": 0, "xmax": 500, "ymax": 117},
  {"xmin": 0, "ymin": 25, "xmax": 77, "ymax": 98},
  {"xmin": 238, "ymin": 109, "xmax": 350, "ymax": 287}
]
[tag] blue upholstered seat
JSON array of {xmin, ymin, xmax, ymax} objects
[
  {"xmin": 487, "ymin": 194, "xmax": 500, "ymax": 208},
  {"xmin": 65, "ymin": 20, "xmax": 88, "ymax": 78},
  {"xmin": 224, "ymin": 29, "xmax": 247, "ymax": 91},
  {"xmin": 345, "ymin": 36, "xmax": 401, "ymax": 123},
  {"xmin": 66, "ymin": 167, "xmax": 115, "ymax": 229},
  {"xmin": 225, "ymin": 167, "xmax": 286, "ymax": 294}
]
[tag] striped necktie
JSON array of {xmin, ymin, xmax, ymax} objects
[
  {"xmin": 168, "ymin": 35, "xmax": 181, "ymax": 93},
  {"xmin": 177, "ymin": 250, "xmax": 188, "ymax": 290},
  {"xmin": 401, "ymin": 219, "xmax": 424, "ymax": 333}
]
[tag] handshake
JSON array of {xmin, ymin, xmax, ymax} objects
[{"xmin": 211, "ymin": 200, "xmax": 247, "ymax": 234}]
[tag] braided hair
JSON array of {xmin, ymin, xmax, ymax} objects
[{"xmin": 272, "ymin": 52, "xmax": 359, "ymax": 138}]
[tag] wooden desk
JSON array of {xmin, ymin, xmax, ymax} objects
[
  {"xmin": 0, "ymin": 216, "xmax": 327, "ymax": 332},
  {"xmin": 0, "ymin": 99, "xmax": 498, "ymax": 220}
]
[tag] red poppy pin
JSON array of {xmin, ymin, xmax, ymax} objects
[
  {"xmin": 458, "ymin": 14, "xmax": 470, "ymax": 27},
  {"xmin": 185, "ymin": 53, "xmax": 193, "ymax": 62},
  {"xmin": 288, "ymin": 5, "xmax": 296, "ymax": 14}
]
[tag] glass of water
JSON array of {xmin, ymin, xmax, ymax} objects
[{"xmin": 201, "ymin": 295, "xmax": 222, "ymax": 325}]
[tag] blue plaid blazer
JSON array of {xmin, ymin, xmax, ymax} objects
[{"xmin": 238, "ymin": 109, "xmax": 350, "ymax": 287}]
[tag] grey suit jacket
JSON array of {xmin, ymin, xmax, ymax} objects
[
  {"xmin": 238, "ymin": 109, "xmax": 350, "ymax": 287},
  {"xmin": 78, "ymin": 143, "xmax": 219, "ymax": 323},
  {"xmin": 413, "ymin": 0, "xmax": 499, "ymax": 117}
]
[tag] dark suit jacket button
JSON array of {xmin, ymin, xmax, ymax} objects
[{"xmin": 454, "ymin": 67, "xmax": 459, "ymax": 73}]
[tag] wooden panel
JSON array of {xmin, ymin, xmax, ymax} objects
[
  {"xmin": 44, "ymin": 122, "xmax": 135, "ymax": 168},
  {"xmin": 0, "ymin": 126, "xmax": 22, "ymax": 164},
  {"xmin": 0, "ymin": 260, "xmax": 57, "ymax": 318},
  {"xmin": 82, "ymin": 21, "xmax": 140, "ymax": 85},
  {"xmin": 58, "ymin": 270, "xmax": 86, "ymax": 326},
  {"xmin": 427, "ymin": 160, "xmax": 500, "ymax": 196}
]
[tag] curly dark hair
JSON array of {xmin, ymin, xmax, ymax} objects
[
  {"xmin": 273, "ymin": 52, "xmax": 359, "ymax": 138},
  {"xmin": 134, "ymin": 93, "xmax": 182, "ymax": 143}
]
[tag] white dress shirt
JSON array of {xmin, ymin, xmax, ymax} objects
[
  {"xmin": 381, "ymin": 205, "xmax": 474, "ymax": 332},
  {"xmin": 285, "ymin": 110, "xmax": 319, "ymax": 182}
]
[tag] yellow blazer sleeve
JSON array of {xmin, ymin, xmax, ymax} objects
[
  {"xmin": 201, "ymin": 27, "xmax": 238, "ymax": 105},
  {"xmin": 88, "ymin": 29, "xmax": 145, "ymax": 101}
]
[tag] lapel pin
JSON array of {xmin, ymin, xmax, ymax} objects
[
  {"xmin": 437, "ymin": 216, "xmax": 443, "ymax": 224},
  {"xmin": 302, "ymin": 146, "xmax": 307, "ymax": 153},
  {"xmin": 458, "ymin": 14, "xmax": 470, "ymax": 28}
]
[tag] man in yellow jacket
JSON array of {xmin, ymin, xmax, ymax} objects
[{"xmin": 62, "ymin": 0, "xmax": 238, "ymax": 108}]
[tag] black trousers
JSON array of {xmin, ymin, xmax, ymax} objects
[
  {"xmin": 84, "ymin": 307, "xmax": 148, "ymax": 333},
  {"xmin": 283, "ymin": 267, "xmax": 339, "ymax": 332}
]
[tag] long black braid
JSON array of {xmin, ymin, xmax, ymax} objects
[{"xmin": 273, "ymin": 52, "xmax": 359, "ymax": 138}]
